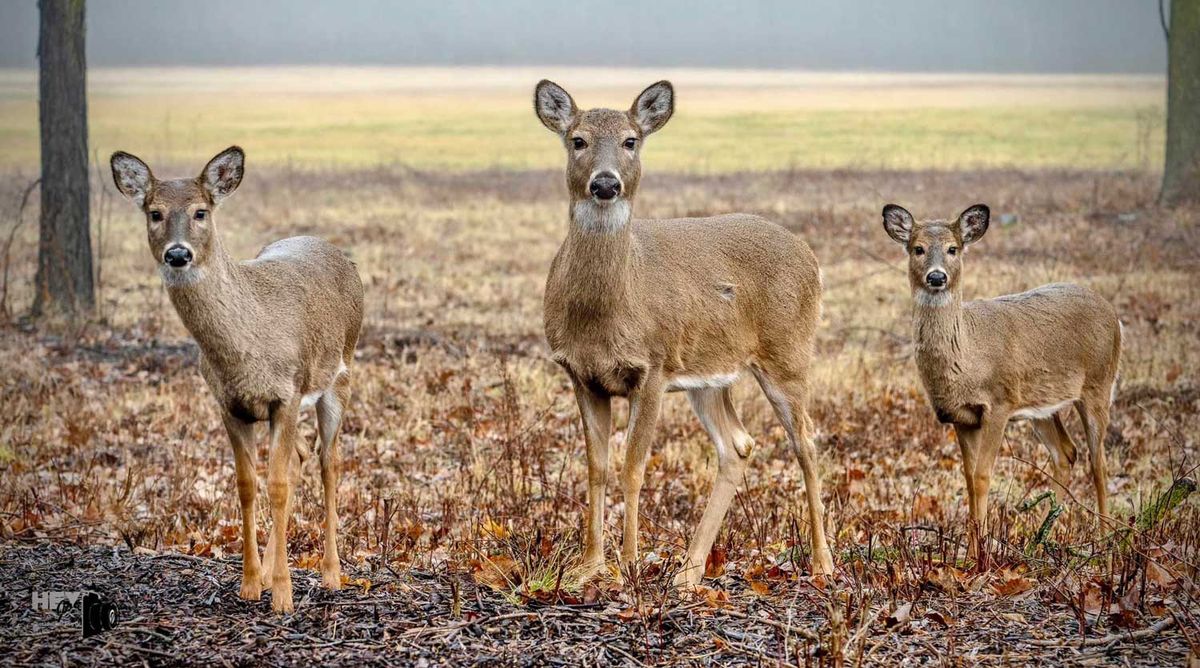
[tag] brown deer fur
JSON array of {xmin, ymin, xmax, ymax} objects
[
  {"xmin": 883, "ymin": 203, "xmax": 1121, "ymax": 562},
  {"xmin": 536, "ymin": 80, "xmax": 833, "ymax": 585},
  {"xmin": 110, "ymin": 147, "xmax": 364, "ymax": 613}
]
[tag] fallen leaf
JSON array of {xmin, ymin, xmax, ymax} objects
[
  {"xmin": 992, "ymin": 570, "xmax": 1036, "ymax": 597},
  {"xmin": 691, "ymin": 585, "xmax": 729, "ymax": 609},
  {"xmin": 704, "ymin": 545, "xmax": 728, "ymax": 579},
  {"xmin": 471, "ymin": 554, "xmax": 521, "ymax": 590},
  {"xmin": 887, "ymin": 602, "xmax": 913, "ymax": 628},
  {"xmin": 924, "ymin": 610, "xmax": 952, "ymax": 628}
]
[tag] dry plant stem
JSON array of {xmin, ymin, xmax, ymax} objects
[{"xmin": 1026, "ymin": 616, "xmax": 1176, "ymax": 647}]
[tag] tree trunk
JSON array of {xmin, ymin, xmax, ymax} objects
[
  {"xmin": 34, "ymin": 0, "xmax": 92, "ymax": 317},
  {"xmin": 1160, "ymin": 0, "xmax": 1200, "ymax": 207}
]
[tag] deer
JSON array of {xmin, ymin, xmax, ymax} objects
[
  {"xmin": 882, "ymin": 203, "xmax": 1121, "ymax": 562},
  {"xmin": 534, "ymin": 80, "xmax": 834, "ymax": 586},
  {"xmin": 110, "ymin": 147, "xmax": 364, "ymax": 613}
]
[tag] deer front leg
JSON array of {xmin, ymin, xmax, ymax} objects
[
  {"xmin": 954, "ymin": 424, "xmax": 982, "ymax": 559},
  {"xmin": 223, "ymin": 413, "xmax": 262, "ymax": 601},
  {"xmin": 266, "ymin": 397, "xmax": 300, "ymax": 613},
  {"xmin": 569, "ymin": 377, "xmax": 612, "ymax": 579},
  {"xmin": 619, "ymin": 371, "xmax": 664, "ymax": 568},
  {"xmin": 959, "ymin": 413, "xmax": 1008, "ymax": 569}
]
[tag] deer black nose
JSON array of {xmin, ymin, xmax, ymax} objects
[
  {"xmin": 926, "ymin": 270, "xmax": 947, "ymax": 288},
  {"xmin": 589, "ymin": 173, "xmax": 621, "ymax": 200},
  {"xmin": 163, "ymin": 246, "xmax": 193, "ymax": 268}
]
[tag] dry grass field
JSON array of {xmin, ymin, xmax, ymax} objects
[{"xmin": 0, "ymin": 68, "xmax": 1197, "ymax": 665}]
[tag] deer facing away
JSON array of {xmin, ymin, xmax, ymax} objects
[
  {"xmin": 535, "ymin": 80, "xmax": 834, "ymax": 585},
  {"xmin": 883, "ymin": 204, "xmax": 1121, "ymax": 558},
  {"xmin": 110, "ymin": 147, "xmax": 364, "ymax": 613}
]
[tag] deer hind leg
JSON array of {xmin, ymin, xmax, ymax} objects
[
  {"xmin": 315, "ymin": 373, "xmax": 351, "ymax": 590},
  {"xmin": 1076, "ymin": 393, "xmax": 1111, "ymax": 523},
  {"xmin": 1030, "ymin": 413, "xmax": 1078, "ymax": 501},
  {"xmin": 223, "ymin": 413, "xmax": 262, "ymax": 601},
  {"xmin": 675, "ymin": 387, "xmax": 754, "ymax": 586},
  {"xmin": 752, "ymin": 367, "xmax": 833, "ymax": 576},
  {"xmin": 265, "ymin": 398, "xmax": 300, "ymax": 613}
]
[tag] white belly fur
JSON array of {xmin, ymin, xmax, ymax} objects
[
  {"xmin": 666, "ymin": 371, "xmax": 742, "ymax": 392},
  {"xmin": 1011, "ymin": 398, "xmax": 1075, "ymax": 421},
  {"xmin": 299, "ymin": 360, "xmax": 348, "ymax": 411}
]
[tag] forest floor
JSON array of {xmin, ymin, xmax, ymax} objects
[{"xmin": 1, "ymin": 167, "xmax": 1198, "ymax": 666}]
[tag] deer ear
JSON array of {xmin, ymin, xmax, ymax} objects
[
  {"xmin": 957, "ymin": 204, "xmax": 990, "ymax": 245},
  {"xmin": 110, "ymin": 151, "xmax": 154, "ymax": 208},
  {"xmin": 882, "ymin": 204, "xmax": 915, "ymax": 244},
  {"xmin": 534, "ymin": 80, "xmax": 577, "ymax": 136},
  {"xmin": 200, "ymin": 146, "xmax": 245, "ymax": 204},
  {"xmin": 630, "ymin": 80, "xmax": 674, "ymax": 135}
]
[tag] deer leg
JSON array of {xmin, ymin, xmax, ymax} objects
[
  {"xmin": 1077, "ymin": 396, "xmax": 1111, "ymax": 523},
  {"xmin": 954, "ymin": 424, "xmax": 981, "ymax": 559},
  {"xmin": 266, "ymin": 397, "xmax": 300, "ymax": 613},
  {"xmin": 315, "ymin": 373, "xmax": 350, "ymax": 590},
  {"xmin": 675, "ymin": 387, "xmax": 753, "ymax": 586},
  {"xmin": 619, "ymin": 372, "xmax": 663, "ymax": 568},
  {"xmin": 753, "ymin": 368, "xmax": 833, "ymax": 576},
  {"xmin": 569, "ymin": 377, "xmax": 612, "ymax": 579},
  {"xmin": 1031, "ymin": 414, "xmax": 1077, "ymax": 502},
  {"xmin": 223, "ymin": 413, "xmax": 262, "ymax": 601},
  {"xmin": 967, "ymin": 413, "xmax": 1008, "ymax": 569}
]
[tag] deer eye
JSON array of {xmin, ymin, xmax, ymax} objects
[
  {"xmin": 572, "ymin": 137, "xmax": 587, "ymax": 150},
  {"xmin": 947, "ymin": 246, "xmax": 957, "ymax": 255},
  {"xmin": 194, "ymin": 210, "xmax": 208, "ymax": 221},
  {"xmin": 149, "ymin": 211, "xmax": 164, "ymax": 223},
  {"xmin": 624, "ymin": 138, "xmax": 637, "ymax": 150},
  {"xmin": 913, "ymin": 246, "xmax": 925, "ymax": 256}
]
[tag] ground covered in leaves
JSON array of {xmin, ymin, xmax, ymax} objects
[
  {"xmin": 1, "ymin": 168, "xmax": 1198, "ymax": 665},
  {"xmin": 1, "ymin": 542, "xmax": 1191, "ymax": 666}
]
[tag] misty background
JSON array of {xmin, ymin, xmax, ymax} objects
[{"xmin": 0, "ymin": 0, "xmax": 1167, "ymax": 73}]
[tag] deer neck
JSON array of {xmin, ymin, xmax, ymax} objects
[
  {"xmin": 163, "ymin": 237, "xmax": 259, "ymax": 367},
  {"xmin": 912, "ymin": 287, "xmax": 968, "ymax": 378},
  {"xmin": 560, "ymin": 198, "xmax": 640, "ymax": 315}
]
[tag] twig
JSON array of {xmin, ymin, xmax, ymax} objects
[
  {"xmin": 1, "ymin": 178, "xmax": 40, "ymax": 318},
  {"xmin": 1025, "ymin": 616, "xmax": 1176, "ymax": 647},
  {"xmin": 716, "ymin": 607, "xmax": 820, "ymax": 641}
]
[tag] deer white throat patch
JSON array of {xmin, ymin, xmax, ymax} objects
[{"xmin": 573, "ymin": 199, "xmax": 631, "ymax": 234}]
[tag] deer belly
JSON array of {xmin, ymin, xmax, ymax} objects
[{"xmin": 665, "ymin": 370, "xmax": 742, "ymax": 392}]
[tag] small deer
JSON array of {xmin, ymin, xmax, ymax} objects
[
  {"xmin": 882, "ymin": 203, "xmax": 1121, "ymax": 559},
  {"xmin": 110, "ymin": 147, "xmax": 364, "ymax": 613},
  {"xmin": 535, "ymin": 80, "xmax": 833, "ymax": 585}
]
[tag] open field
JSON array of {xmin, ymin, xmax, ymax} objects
[
  {"xmin": 1, "ymin": 165, "xmax": 1197, "ymax": 664},
  {"xmin": 0, "ymin": 68, "xmax": 1197, "ymax": 665},
  {"xmin": 0, "ymin": 67, "xmax": 1167, "ymax": 170}
]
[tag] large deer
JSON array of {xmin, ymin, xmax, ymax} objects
[
  {"xmin": 535, "ymin": 80, "xmax": 833, "ymax": 585},
  {"xmin": 110, "ymin": 147, "xmax": 364, "ymax": 613},
  {"xmin": 882, "ymin": 203, "xmax": 1121, "ymax": 559}
]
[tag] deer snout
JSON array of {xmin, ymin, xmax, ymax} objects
[
  {"xmin": 589, "ymin": 172, "xmax": 622, "ymax": 201},
  {"xmin": 163, "ymin": 245, "xmax": 194, "ymax": 268},
  {"xmin": 925, "ymin": 269, "xmax": 948, "ymax": 289}
]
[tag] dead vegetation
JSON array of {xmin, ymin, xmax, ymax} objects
[{"xmin": 1, "ymin": 166, "xmax": 1197, "ymax": 665}]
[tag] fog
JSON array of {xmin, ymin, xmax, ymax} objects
[{"xmin": 0, "ymin": 0, "xmax": 1166, "ymax": 73}]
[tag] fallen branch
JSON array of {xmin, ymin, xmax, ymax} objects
[{"xmin": 1026, "ymin": 616, "xmax": 1176, "ymax": 648}]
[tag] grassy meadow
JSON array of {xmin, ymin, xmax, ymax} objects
[
  {"xmin": 1, "ymin": 67, "xmax": 1197, "ymax": 665},
  {"xmin": 0, "ymin": 67, "xmax": 1168, "ymax": 171}
]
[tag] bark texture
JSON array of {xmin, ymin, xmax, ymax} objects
[{"xmin": 34, "ymin": 0, "xmax": 93, "ymax": 316}]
